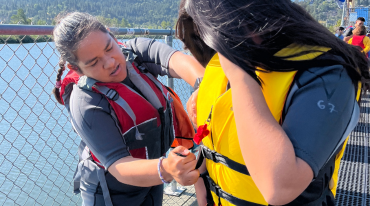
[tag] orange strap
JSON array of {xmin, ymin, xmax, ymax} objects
[{"xmin": 167, "ymin": 87, "xmax": 195, "ymax": 149}]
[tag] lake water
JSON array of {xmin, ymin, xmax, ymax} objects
[{"xmin": 0, "ymin": 41, "xmax": 193, "ymax": 206}]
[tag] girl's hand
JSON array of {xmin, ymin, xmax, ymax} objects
[{"xmin": 163, "ymin": 146, "xmax": 199, "ymax": 186}]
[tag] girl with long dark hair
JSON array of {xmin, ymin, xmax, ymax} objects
[{"xmin": 177, "ymin": 0, "xmax": 370, "ymax": 205}]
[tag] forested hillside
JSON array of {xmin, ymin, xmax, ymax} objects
[
  {"xmin": 294, "ymin": 0, "xmax": 370, "ymax": 30},
  {"xmin": 294, "ymin": 0, "xmax": 341, "ymax": 26},
  {"xmin": 0, "ymin": 0, "xmax": 180, "ymax": 28},
  {"xmin": 1, "ymin": 0, "xmax": 370, "ymax": 29}
]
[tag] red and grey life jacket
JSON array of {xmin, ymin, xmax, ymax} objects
[{"xmin": 59, "ymin": 57, "xmax": 194, "ymax": 168}]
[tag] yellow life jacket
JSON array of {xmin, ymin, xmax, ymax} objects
[{"xmin": 196, "ymin": 45, "xmax": 361, "ymax": 206}]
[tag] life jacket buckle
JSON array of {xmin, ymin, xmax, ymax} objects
[
  {"xmin": 106, "ymin": 89, "xmax": 119, "ymax": 101},
  {"xmin": 212, "ymin": 181, "xmax": 221, "ymax": 197},
  {"xmin": 203, "ymin": 147, "xmax": 219, "ymax": 163},
  {"xmin": 210, "ymin": 150, "xmax": 218, "ymax": 163}
]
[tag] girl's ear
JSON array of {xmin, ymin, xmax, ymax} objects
[{"xmin": 67, "ymin": 63, "xmax": 83, "ymax": 76}]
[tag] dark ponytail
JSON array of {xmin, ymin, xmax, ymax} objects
[
  {"xmin": 52, "ymin": 59, "xmax": 66, "ymax": 105},
  {"xmin": 175, "ymin": 0, "xmax": 216, "ymax": 67}
]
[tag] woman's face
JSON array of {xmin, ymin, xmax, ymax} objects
[{"xmin": 75, "ymin": 31, "xmax": 127, "ymax": 83}]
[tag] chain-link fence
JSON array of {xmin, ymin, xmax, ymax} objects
[
  {"xmin": 0, "ymin": 26, "xmax": 196, "ymax": 206},
  {"xmin": 1, "ymin": 25, "xmax": 370, "ymax": 206}
]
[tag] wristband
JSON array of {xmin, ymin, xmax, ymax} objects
[{"xmin": 158, "ymin": 156, "xmax": 171, "ymax": 184}]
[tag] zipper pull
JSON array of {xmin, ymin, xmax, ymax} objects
[{"xmin": 205, "ymin": 106, "xmax": 213, "ymax": 124}]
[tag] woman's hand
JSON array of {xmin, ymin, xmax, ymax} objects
[
  {"xmin": 163, "ymin": 146, "xmax": 200, "ymax": 186},
  {"xmin": 108, "ymin": 146, "xmax": 199, "ymax": 187},
  {"xmin": 186, "ymin": 89, "xmax": 199, "ymax": 128}
]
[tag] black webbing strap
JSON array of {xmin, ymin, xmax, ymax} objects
[
  {"xmin": 196, "ymin": 146, "xmax": 250, "ymax": 176},
  {"xmin": 200, "ymin": 172, "xmax": 216, "ymax": 206},
  {"xmin": 205, "ymin": 175, "xmax": 265, "ymax": 206},
  {"xmin": 195, "ymin": 146, "xmax": 205, "ymax": 170}
]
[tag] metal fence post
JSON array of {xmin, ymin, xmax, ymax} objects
[
  {"xmin": 163, "ymin": 33, "xmax": 186, "ymax": 197},
  {"xmin": 165, "ymin": 35, "xmax": 174, "ymax": 89},
  {"xmin": 340, "ymin": 0, "xmax": 346, "ymax": 27}
]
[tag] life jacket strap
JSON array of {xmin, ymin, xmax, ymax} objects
[
  {"xmin": 104, "ymin": 88, "xmax": 120, "ymax": 101},
  {"xmin": 198, "ymin": 146, "xmax": 250, "ymax": 176},
  {"xmin": 121, "ymin": 47, "xmax": 137, "ymax": 62},
  {"xmin": 144, "ymin": 72, "xmax": 169, "ymax": 101},
  {"xmin": 204, "ymin": 174, "xmax": 265, "ymax": 206},
  {"xmin": 73, "ymin": 141, "xmax": 114, "ymax": 206},
  {"xmin": 126, "ymin": 62, "xmax": 163, "ymax": 109},
  {"xmin": 200, "ymin": 171, "xmax": 216, "ymax": 206},
  {"xmin": 94, "ymin": 85, "xmax": 143, "ymax": 141}
]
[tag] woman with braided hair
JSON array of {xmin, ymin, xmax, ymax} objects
[{"xmin": 52, "ymin": 12, "xmax": 203, "ymax": 206}]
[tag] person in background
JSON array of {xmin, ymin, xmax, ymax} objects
[
  {"xmin": 336, "ymin": 26, "xmax": 345, "ymax": 40},
  {"xmin": 52, "ymin": 12, "xmax": 203, "ymax": 206},
  {"xmin": 343, "ymin": 17, "xmax": 365, "ymax": 42},
  {"xmin": 348, "ymin": 25, "xmax": 370, "ymax": 57},
  {"xmin": 177, "ymin": 0, "xmax": 369, "ymax": 205}
]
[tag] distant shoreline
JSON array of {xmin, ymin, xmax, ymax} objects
[
  {"xmin": 0, "ymin": 35, "xmax": 168, "ymax": 44},
  {"xmin": 0, "ymin": 35, "xmax": 52, "ymax": 44}
]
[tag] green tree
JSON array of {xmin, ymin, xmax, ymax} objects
[
  {"xmin": 36, "ymin": 19, "xmax": 46, "ymax": 25},
  {"xmin": 336, "ymin": 19, "xmax": 341, "ymax": 27},
  {"xmin": 11, "ymin": 9, "xmax": 31, "ymax": 24},
  {"xmin": 111, "ymin": 18, "xmax": 119, "ymax": 27},
  {"xmin": 96, "ymin": 16, "xmax": 111, "ymax": 26},
  {"xmin": 161, "ymin": 20, "xmax": 167, "ymax": 29},
  {"xmin": 120, "ymin": 18, "xmax": 131, "ymax": 28},
  {"xmin": 161, "ymin": 20, "xmax": 171, "ymax": 29},
  {"xmin": 34, "ymin": 4, "xmax": 40, "ymax": 10}
]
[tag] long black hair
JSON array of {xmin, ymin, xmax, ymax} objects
[{"xmin": 176, "ymin": 0, "xmax": 369, "ymax": 88}]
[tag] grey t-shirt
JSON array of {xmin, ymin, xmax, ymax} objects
[
  {"xmin": 125, "ymin": 37, "xmax": 175, "ymax": 78},
  {"xmin": 63, "ymin": 37, "xmax": 176, "ymax": 205},
  {"xmin": 65, "ymin": 38, "xmax": 176, "ymax": 168},
  {"xmin": 282, "ymin": 63, "xmax": 359, "ymax": 176}
]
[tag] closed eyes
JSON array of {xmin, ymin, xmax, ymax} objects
[
  {"xmin": 107, "ymin": 45, "xmax": 113, "ymax": 52},
  {"xmin": 89, "ymin": 44, "xmax": 114, "ymax": 67}
]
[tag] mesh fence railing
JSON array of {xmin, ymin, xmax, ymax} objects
[
  {"xmin": 1, "ymin": 26, "xmax": 370, "ymax": 206},
  {"xmin": 0, "ymin": 27, "xmax": 196, "ymax": 206},
  {"xmin": 342, "ymin": 7, "xmax": 370, "ymax": 27}
]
